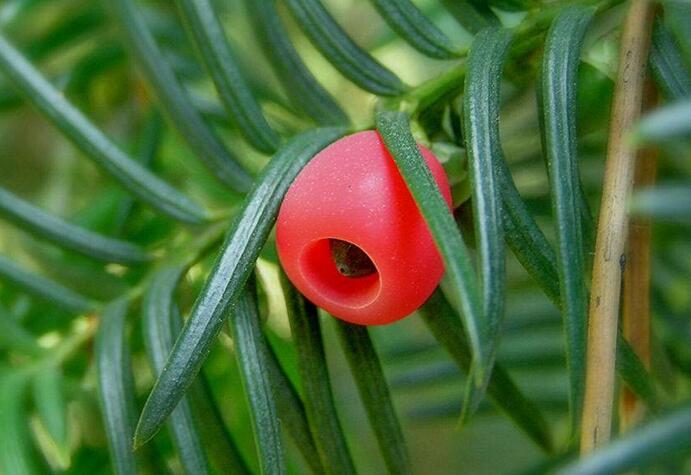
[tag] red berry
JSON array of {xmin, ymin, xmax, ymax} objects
[{"xmin": 276, "ymin": 130, "xmax": 452, "ymax": 325}]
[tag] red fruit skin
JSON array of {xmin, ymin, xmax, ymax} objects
[{"xmin": 276, "ymin": 130, "xmax": 452, "ymax": 325}]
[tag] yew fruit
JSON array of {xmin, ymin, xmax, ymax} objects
[{"xmin": 276, "ymin": 130, "xmax": 452, "ymax": 325}]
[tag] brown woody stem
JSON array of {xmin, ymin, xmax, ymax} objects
[
  {"xmin": 580, "ymin": 0, "xmax": 655, "ymax": 454},
  {"xmin": 619, "ymin": 80, "xmax": 658, "ymax": 432}
]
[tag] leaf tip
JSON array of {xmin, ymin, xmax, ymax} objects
[{"xmin": 132, "ymin": 408, "xmax": 158, "ymax": 450}]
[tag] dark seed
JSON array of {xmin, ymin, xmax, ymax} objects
[{"xmin": 329, "ymin": 239, "xmax": 377, "ymax": 277}]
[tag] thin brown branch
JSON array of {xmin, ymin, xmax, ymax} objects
[
  {"xmin": 619, "ymin": 81, "xmax": 658, "ymax": 433},
  {"xmin": 580, "ymin": 0, "xmax": 656, "ymax": 454}
]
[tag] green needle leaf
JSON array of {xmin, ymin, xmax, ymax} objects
[
  {"xmin": 0, "ymin": 187, "xmax": 150, "ymax": 265},
  {"xmin": 631, "ymin": 184, "xmax": 691, "ymax": 221},
  {"xmin": 142, "ymin": 265, "xmax": 211, "ymax": 475},
  {"xmin": 0, "ymin": 371, "xmax": 38, "ymax": 475},
  {"xmin": 174, "ymin": 0, "xmax": 280, "ymax": 154},
  {"xmin": 499, "ymin": 170, "xmax": 561, "ymax": 304},
  {"xmin": 284, "ymin": 0, "xmax": 408, "ymax": 96},
  {"xmin": 663, "ymin": 0, "xmax": 691, "ymax": 64},
  {"xmin": 368, "ymin": 0, "xmax": 460, "ymax": 59},
  {"xmin": 419, "ymin": 290, "xmax": 554, "ymax": 452},
  {"xmin": 32, "ymin": 366, "xmax": 69, "ymax": 465},
  {"xmin": 616, "ymin": 336, "xmax": 658, "ymax": 409},
  {"xmin": 558, "ymin": 403, "xmax": 691, "ymax": 475},
  {"xmin": 96, "ymin": 298, "xmax": 138, "ymax": 475},
  {"xmin": 0, "ymin": 255, "xmax": 95, "ymax": 314},
  {"xmin": 281, "ymin": 277, "xmax": 356, "ymax": 474},
  {"xmin": 635, "ymin": 99, "xmax": 691, "ymax": 143},
  {"xmin": 540, "ymin": 5, "xmax": 594, "ymax": 436},
  {"xmin": 439, "ymin": 0, "xmax": 500, "ymax": 34},
  {"xmin": 188, "ymin": 375, "xmax": 251, "ymax": 475},
  {"xmin": 108, "ymin": 0, "xmax": 254, "ymax": 192},
  {"xmin": 650, "ymin": 19, "xmax": 691, "ymax": 100},
  {"xmin": 0, "ymin": 32, "xmax": 207, "ymax": 224},
  {"xmin": 375, "ymin": 110, "xmax": 484, "ymax": 385},
  {"xmin": 334, "ymin": 321, "xmax": 411, "ymax": 475},
  {"xmin": 134, "ymin": 127, "xmax": 345, "ymax": 447},
  {"xmin": 493, "ymin": 158, "xmax": 658, "ymax": 413},
  {"xmin": 245, "ymin": 0, "xmax": 348, "ymax": 125},
  {"xmin": 111, "ymin": 110, "xmax": 165, "ymax": 235},
  {"xmin": 264, "ymin": 341, "xmax": 323, "ymax": 474},
  {"xmin": 228, "ymin": 278, "xmax": 284, "ymax": 475},
  {"xmin": 461, "ymin": 26, "xmax": 511, "ymax": 402}
]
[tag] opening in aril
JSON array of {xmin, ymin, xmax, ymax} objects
[
  {"xmin": 299, "ymin": 238, "xmax": 381, "ymax": 309},
  {"xmin": 329, "ymin": 239, "xmax": 377, "ymax": 277}
]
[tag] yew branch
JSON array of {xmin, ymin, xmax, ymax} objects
[{"xmin": 580, "ymin": 0, "xmax": 655, "ymax": 454}]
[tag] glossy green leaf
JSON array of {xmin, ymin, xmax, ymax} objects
[
  {"xmin": 189, "ymin": 375, "xmax": 251, "ymax": 475},
  {"xmin": 375, "ymin": 111, "xmax": 484, "ymax": 385},
  {"xmin": 32, "ymin": 366, "xmax": 69, "ymax": 462},
  {"xmin": 419, "ymin": 290, "xmax": 554, "ymax": 452},
  {"xmin": 368, "ymin": 0, "xmax": 459, "ymax": 59},
  {"xmin": 96, "ymin": 298, "xmax": 138, "ymax": 475},
  {"xmin": 461, "ymin": 27, "xmax": 511, "ymax": 398},
  {"xmin": 228, "ymin": 278, "xmax": 284, "ymax": 474},
  {"xmin": 650, "ymin": 20, "xmax": 691, "ymax": 100},
  {"xmin": 134, "ymin": 127, "xmax": 345, "ymax": 447},
  {"xmin": 112, "ymin": 110, "xmax": 164, "ymax": 235},
  {"xmin": 245, "ymin": 0, "xmax": 348, "ymax": 125},
  {"xmin": 0, "ymin": 255, "xmax": 95, "ymax": 314},
  {"xmin": 0, "ymin": 32, "xmax": 207, "ymax": 224},
  {"xmin": 334, "ymin": 321, "xmax": 411, "ymax": 475},
  {"xmin": 439, "ymin": 0, "xmax": 499, "ymax": 34},
  {"xmin": 281, "ymin": 276, "xmax": 356, "ymax": 474},
  {"xmin": 0, "ymin": 371, "xmax": 38, "ymax": 475},
  {"xmin": 264, "ymin": 341, "xmax": 323, "ymax": 474},
  {"xmin": 499, "ymin": 167, "xmax": 561, "ymax": 304},
  {"xmin": 108, "ymin": 0, "xmax": 253, "ymax": 192},
  {"xmin": 540, "ymin": 5, "xmax": 594, "ymax": 435},
  {"xmin": 390, "ymin": 344, "xmax": 567, "ymax": 389},
  {"xmin": 0, "ymin": 187, "xmax": 150, "ymax": 265},
  {"xmin": 558, "ymin": 403, "xmax": 691, "ymax": 475},
  {"xmin": 616, "ymin": 336, "xmax": 658, "ymax": 409},
  {"xmin": 663, "ymin": 0, "xmax": 691, "ymax": 64},
  {"xmin": 635, "ymin": 99, "xmax": 691, "ymax": 142},
  {"xmin": 174, "ymin": 0, "xmax": 280, "ymax": 154},
  {"xmin": 390, "ymin": 361, "xmax": 460, "ymax": 389},
  {"xmin": 284, "ymin": 0, "xmax": 407, "ymax": 96},
  {"xmin": 493, "ymin": 169, "xmax": 658, "ymax": 410},
  {"xmin": 631, "ymin": 184, "xmax": 691, "ymax": 221},
  {"xmin": 142, "ymin": 265, "xmax": 211, "ymax": 475},
  {"xmin": 407, "ymin": 392, "xmax": 568, "ymax": 422}
]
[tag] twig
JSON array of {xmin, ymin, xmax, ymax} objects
[
  {"xmin": 619, "ymin": 80, "xmax": 658, "ymax": 433},
  {"xmin": 580, "ymin": 0, "xmax": 655, "ymax": 454}
]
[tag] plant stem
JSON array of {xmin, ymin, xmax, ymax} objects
[
  {"xmin": 118, "ymin": 220, "xmax": 228, "ymax": 306},
  {"xmin": 580, "ymin": 0, "xmax": 655, "ymax": 454},
  {"xmin": 376, "ymin": 63, "xmax": 466, "ymax": 118},
  {"xmin": 619, "ymin": 80, "xmax": 658, "ymax": 433}
]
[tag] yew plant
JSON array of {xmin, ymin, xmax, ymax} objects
[{"xmin": 0, "ymin": 0, "xmax": 689, "ymax": 473}]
